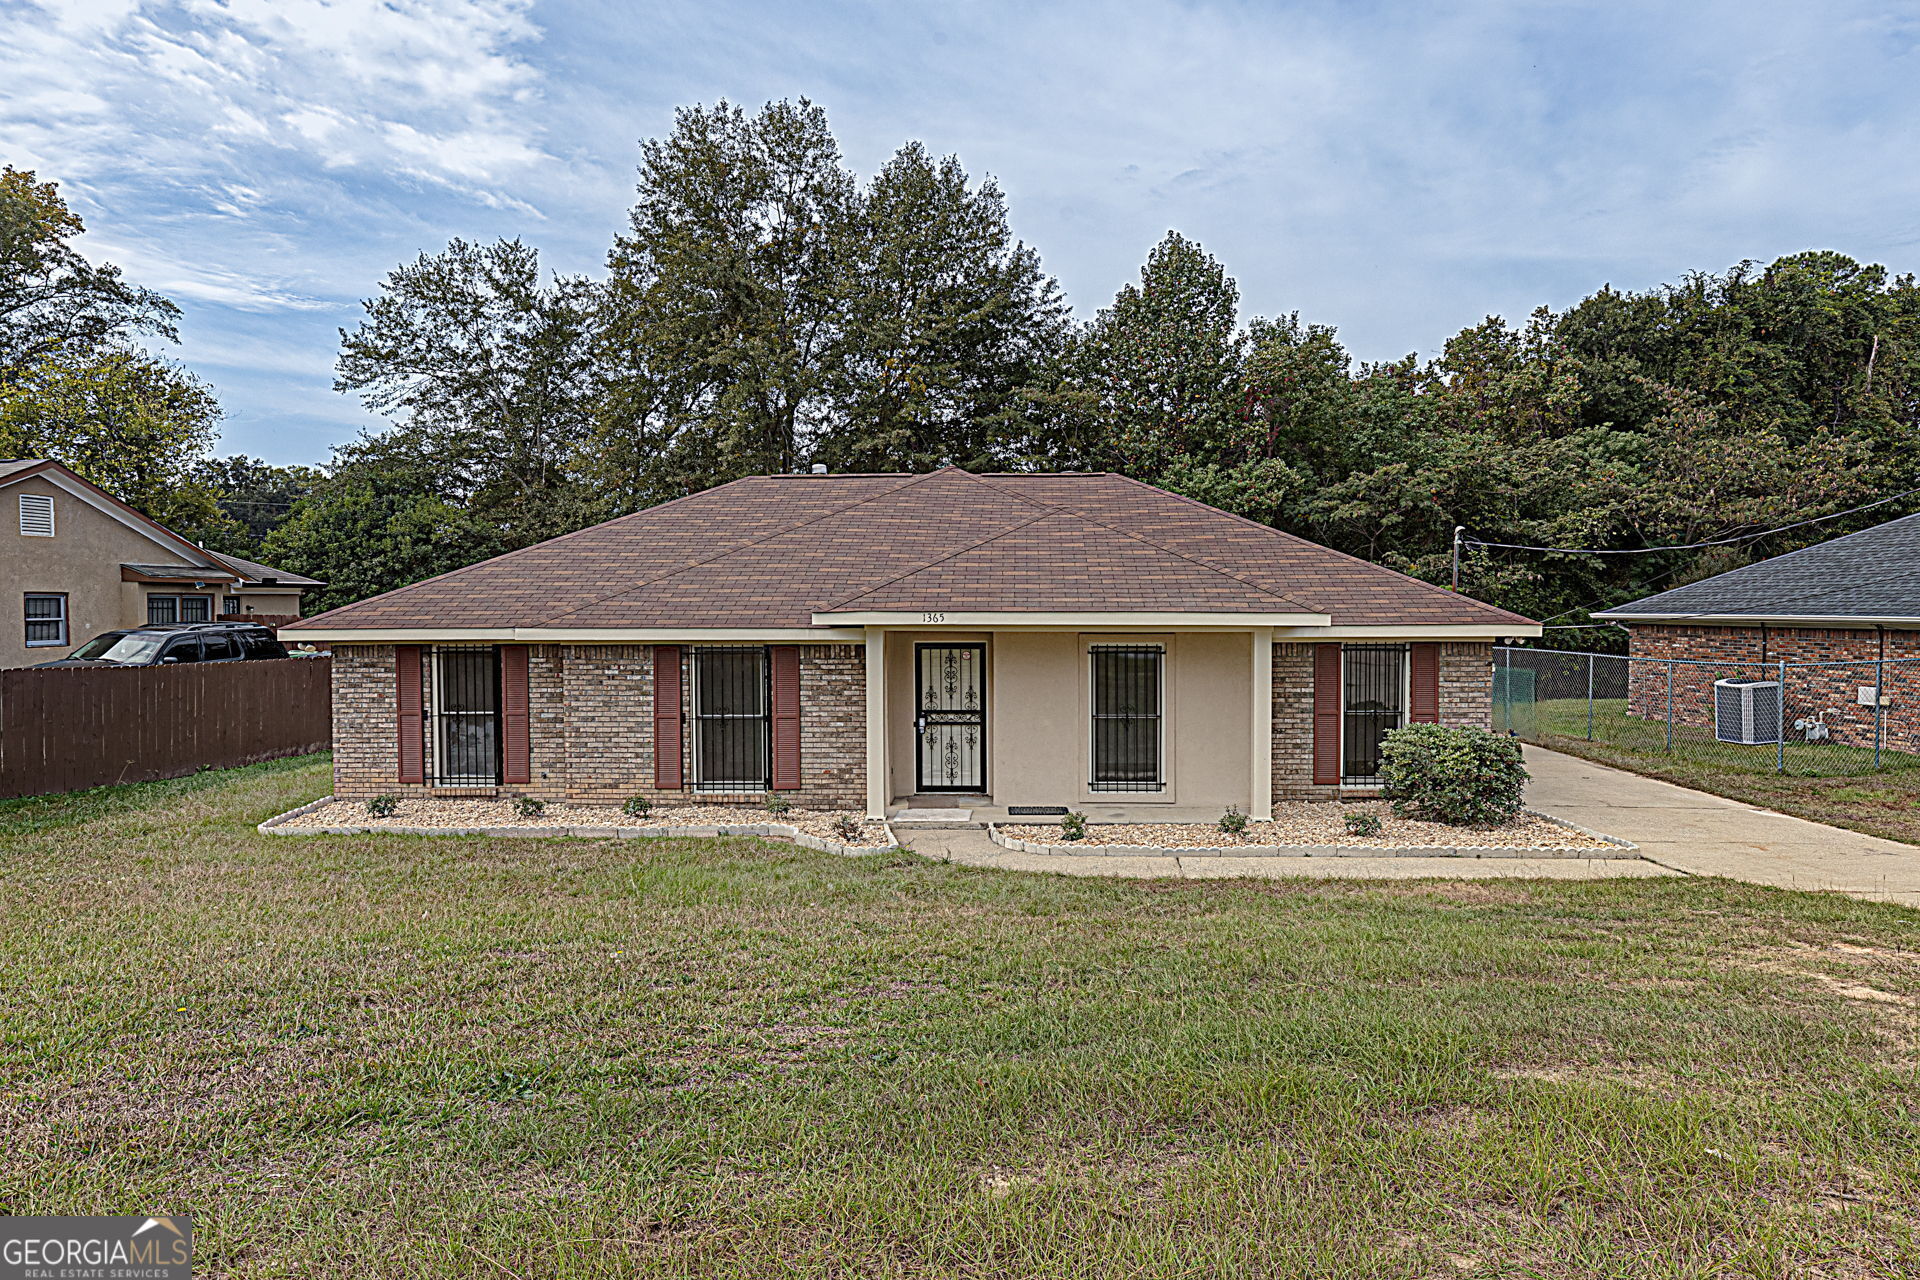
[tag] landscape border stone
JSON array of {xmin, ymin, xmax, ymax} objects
[
  {"xmin": 259, "ymin": 798, "xmax": 899, "ymax": 857},
  {"xmin": 986, "ymin": 807, "xmax": 1638, "ymax": 859}
]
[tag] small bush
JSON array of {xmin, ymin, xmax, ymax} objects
[
  {"xmin": 622, "ymin": 795, "xmax": 652, "ymax": 818},
  {"xmin": 1059, "ymin": 812, "xmax": 1088, "ymax": 841},
  {"xmin": 1343, "ymin": 810, "xmax": 1384, "ymax": 839},
  {"xmin": 765, "ymin": 795, "xmax": 793, "ymax": 815},
  {"xmin": 1378, "ymin": 723, "xmax": 1527, "ymax": 826},
  {"xmin": 513, "ymin": 797, "xmax": 546, "ymax": 819},
  {"xmin": 830, "ymin": 814, "xmax": 863, "ymax": 843},
  {"xmin": 365, "ymin": 794, "xmax": 398, "ymax": 818},
  {"xmin": 1217, "ymin": 806, "xmax": 1249, "ymax": 836}
]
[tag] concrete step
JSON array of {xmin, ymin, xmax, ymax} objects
[{"xmin": 887, "ymin": 807, "xmax": 979, "ymax": 829}]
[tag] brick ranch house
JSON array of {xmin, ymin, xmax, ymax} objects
[
  {"xmin": 284, "ymin": 468, "xmax": 1540, "ymax": 819},
  {"xmin": 1595, "ymin": 510, "xmax": 1920, "ymax": 753}
]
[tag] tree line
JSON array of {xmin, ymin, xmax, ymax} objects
[{"xmin": 6, "ymin": 99, "xmax": 1917, "ymax": 639}]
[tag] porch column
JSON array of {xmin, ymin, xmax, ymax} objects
[
  {"xmin": 865, "ymin": 628, "xmax": 888, "ymax": 818},
  {"xmin": 1251, "ymin": 628, "xmax": 1273, "ymax": 820}
]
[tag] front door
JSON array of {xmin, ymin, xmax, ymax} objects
[{"xmin": 915, "ymin": 643, "xmax": 986, "ymax": 793}]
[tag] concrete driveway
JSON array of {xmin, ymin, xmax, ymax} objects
[{"xmin": 1525, "ymin": 746, "xmax": 1920, "ymax": 907}]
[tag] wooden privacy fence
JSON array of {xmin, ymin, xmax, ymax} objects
[{"xmin": 0, "ymin": 658, "xmax": 332, "ymax": 798}]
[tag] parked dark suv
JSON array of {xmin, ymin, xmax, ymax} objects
[{"xmin": 37, "ymin": 621, "xmax": 290, "ymax": 668}]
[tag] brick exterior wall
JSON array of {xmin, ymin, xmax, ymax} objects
[
  {"xmin": 1271, "ymin": 641, "xmax": 1494, "ymax": 800},
  {"xmin": 330, "ymin": 644, "xmax": 399, "ymax": 799},
  {"xmin": 1439, "ymin": 642, "xmax": 1494, "ymax": 729},
  {"xmin": 1627, "ymin": 624, "xmax": 1920, "ymax": 753},
  {"xmin": 329, "ymin": 642, "xmax": 866, "ymax": 807}
]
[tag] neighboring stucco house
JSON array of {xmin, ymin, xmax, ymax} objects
[
  {"xmin": 285, "ymin": 468, "xmax": 1539, "ymax": 818},
  {"xmin": 1, "ymin": 458, "xmax": 319, "ymax": 670},
  {"xmin": 1595, "ymin": 510, "xmax": 1920, "ymax": 752}
]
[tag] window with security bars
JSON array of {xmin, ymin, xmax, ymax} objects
[
  {"xmin": 429, "ymin": 647, "xmax": 501, "ymax": 787},
  {"xmin": 146, "ymin": 594, "xmax": 212, "ymax": 625},
  {"xmin": 693, "ymin": 647, "xmax": 769, "ymax": 791},
  {"xmin": 1343, "ymin": 644, "xmax": 1407, "ymax": 784},
  {"xmin": 1089, "ymin": 644, "xmax": 1164, "ymax": 791},
  {"xmin": 24, "ymin": 593, "xmax": 67, "ymax": 647}
]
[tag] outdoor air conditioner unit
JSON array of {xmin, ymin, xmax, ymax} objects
[{"xmin": 1714, "ymin": 678, "xmax": 1782, "ymax": 745}]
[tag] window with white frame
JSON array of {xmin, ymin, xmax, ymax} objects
[
  {"xmin": 692, "ymin": 647, "xmax": 769, "ymax": 791},
  {"xmin": 147, "ymin": 594, "xmax": 213, "ymax": 625},
  {"xmin": 1089, "ymin": 644, "xmax": 1165, "ymax": 791},
  {"xmin": 24, "ymin": 593, "xmax": 67, "ymax": 647},
  {"xmin": 1342, "ymin": 644, "xmax": 1408, "ymax": 785},
  {"xmin": 18, "ymin": 493, "xmax": 54, "ymax": 537}
]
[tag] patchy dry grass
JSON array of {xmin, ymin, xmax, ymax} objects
[{"xmin": 3, "ymin": 755, "xmax": 1920, "ymax": 1277}]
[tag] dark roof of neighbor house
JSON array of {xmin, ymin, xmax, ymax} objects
[
  {"xmin": 284, "ymin": 468, "xmax": 1536, "ymax": 633},
  {"xmin": 2, "ymin": 458, "xmax": 319, "ymax": 588},
  {"xmin": 287, "ymin": 468, "xmax": 1533, "ymax": 632},
  {"xmin": 1596, "ymin": 510, "xmax": 1920, "ymax": 623},
  {"xmin": 208, "ymin": 551, "xmax": 323, "ymax": 587}
]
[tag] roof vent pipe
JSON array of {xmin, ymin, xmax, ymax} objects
[{"xmin": 810, "ymin": 463, "xmax": 828, "ymax": 474}]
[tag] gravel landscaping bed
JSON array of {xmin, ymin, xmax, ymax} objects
[
  {"xmin": 997, "ymin": 800, "xmax": 1623, "ymax": 854},
  {"xmin": 268, "ymin": 797, "xmax": 894, "ymax": 847}
]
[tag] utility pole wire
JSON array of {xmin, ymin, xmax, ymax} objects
[{"xmin": 1461, "ymin": 487, "xmax": 1919, "ymax": 557}]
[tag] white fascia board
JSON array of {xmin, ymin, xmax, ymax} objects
[
  {"xmin": 1268, "ymin": 623, "xmax": 1543, "ymax": 639},
  {"xmin": 1597, "ymin": 613, "xmax": 1919, "ymax": 628},
  {"xmin": 812, "ymin": 610, "xmax": 1331, "ymax": 629},
  {"xmin": 285, "ymin": 626, "xmax": 869, "ymax": 643}
]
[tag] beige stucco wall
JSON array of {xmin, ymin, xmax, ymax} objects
[
  {"xmin": 3, "ymin": 476, "xmax": 206, "ymax": 669},
  {"xmin": 884, "ymin": 629, "xmax": 1255, "ymax": 810},
  {"xmin": 3, "ymin": 476, "xmax": 307, "ymax": 669}
]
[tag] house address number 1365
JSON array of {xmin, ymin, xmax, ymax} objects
[{"xmin": 921, "ymin": 612, "xmax": 946, "ymax": 623}]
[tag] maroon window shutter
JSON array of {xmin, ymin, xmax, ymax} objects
[
  {"xmin": 1312, "ymin": 644, "xmax": 1343, "ymax": 786},
  {"xmin": 770, "ymin": 645, "xmax": 802, "ymax": 791},
  {"xmin": 395, "ymin": 645, "xmax": 424, "ymax": 784},
  {"xmin": 653, "ymin": 645, "xmax": 683, "ymax": 789},
  {"xmin": 1410, "ymin": 643, "xmax": 1440, "ymax": 723},
  {"xmin": 501, "ymin": 646, "xmax": 531, "ymax": 784}
]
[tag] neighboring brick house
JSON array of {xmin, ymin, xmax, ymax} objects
[
  {"xmin": 286, "ymin": 468, "xmax": 1538, "ymax": 818},
  {"xmin": 1, "ymin": 458, "xmax": 319, "ymax": 670},
  {"xmin": 1595, "ymin": 511, "xmax": 1920, "ymax": 753}
]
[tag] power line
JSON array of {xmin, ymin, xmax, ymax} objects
[{"xmin": 1462, "ymin": 487, "xmax": 1920, "ymax": 557}]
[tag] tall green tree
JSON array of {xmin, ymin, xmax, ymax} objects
[
  {"xmin": 195, "ymin": 454, "xmax": 323, "ymax": 552},
  {"xmin": 815, "ymin": 142, "xmax": 1067, "ymax": 472},
  {"xmin": 0, "ymin": 166, "xmax": 178, "ymax": 382},
  {"xmin": 601, "ymin": 99, "xmax": 856, "ymax": 494},
  {"xmin": 259, "ymin": 437, "xmax": 507, "ymax": 614},
  {"xmin": 336, "ymin": 237, "xmax": 602, "ymax": 547},
  {"xmin": 0, "ymin": 347, "xmax": 234, "ymax": 542}
]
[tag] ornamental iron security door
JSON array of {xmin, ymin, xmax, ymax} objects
[
  {"xmin": 427, "ymin": 646, "xmax": 501, "ymax": 787},
  {"xmin": 1342, "ymin": 643, "xmax": 1407, "ymax": 784},
  {"xmin": 915, "ymin": 643, "xmax": 986, "ymax": 793}
]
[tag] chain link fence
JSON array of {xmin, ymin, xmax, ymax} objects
[{"xmin": 1493, "ymin": 646, "xmax": 1920, "ymax": 777}]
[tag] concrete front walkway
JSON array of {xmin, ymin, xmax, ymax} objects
[
  {"xmin": 895, "ymin": 827, "xmax": 1674, "ymax": 883},
  {"xmin": 1524, "ymin": 746, "xmax": 1920, "ymax": 906}
]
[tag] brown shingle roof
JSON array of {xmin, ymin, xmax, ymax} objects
[{"xmin": 288, "ymin": 467, "xmax": 1532, "ymax": 631}]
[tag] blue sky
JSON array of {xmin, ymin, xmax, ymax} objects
[{"xmin": 5, "ymin": 0, "xmax": 1918, "ymax": 466}]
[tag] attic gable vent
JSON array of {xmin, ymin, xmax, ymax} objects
[{"xmin": 18, "ymin": 493, "xmax": 54, "ymax": 537}]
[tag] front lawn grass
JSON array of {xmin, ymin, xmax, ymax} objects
[
  {"xmin": 1530, "ymin": 699, "xmax": 1920, "ymax": 847},
  {"xmin": 2, "ymin": 758, "xmax": 1918, "ymax": 1277}
]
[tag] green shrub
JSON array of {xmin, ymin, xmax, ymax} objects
[
  {"xmin": 1343, "ymin": 810, "xmax": 1384, "ymax": 839},
  {"xmin": 365, "ymin": 794, "xmax": 398, "ymax": 818},
  {"xmin": 513, "ymin": 797, "xmax": 546, "ymax": 819},
  {"xmin": 1217, "ymin": 806, "xmax": 1249, "ymax": 836},
  {"xmin": 1059, "ymin": 812, "xmax": 1088, "ymax": 841},
  {"xmin": 765, "ymin": 795, "xmax": 793, "ymax": 815},
  {"xmin": 622, "ymin": 795, "xmax": 652, "ymax": 818},
  {"xmin": 1378, "ymin": 724, "xmax": 1527, "ymax": 826}
]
